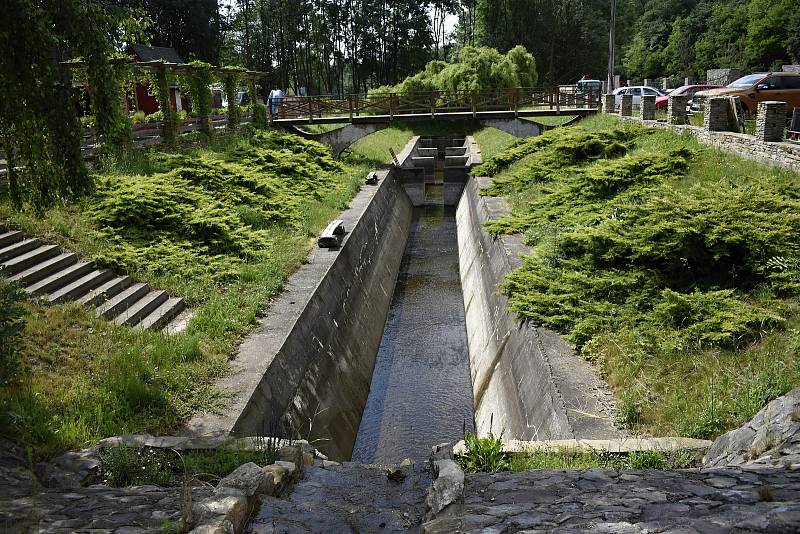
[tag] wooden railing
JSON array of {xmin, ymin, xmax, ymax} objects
[{"xmin": 273, "ymin": 87, "xmax": 601, "ymax": 121}]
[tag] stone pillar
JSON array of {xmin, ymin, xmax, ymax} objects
[
  {"xmin": 756, "ymin": 101, "xmax": 787, "ymax": 142},
  {"xmin": 704, "ymin": 97, "xmax": 730, "ymax": 132},
  {"xmin": 619, "ymin": 94, "xmax": 633, "ymax": 117},
  {"xmin": 667, "ymin": 95, "xmax": 689, "ymax": 125},
  {"xmin": 640, "ymin": 95, "xmax": 656, "ymax": 121},
  {"xmin": 603, "ymin": 94, "xmax": 616, "ymax": 114}
]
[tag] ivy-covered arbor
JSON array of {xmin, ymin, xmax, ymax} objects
[
  {"xmin": 65, "ymin": 59, "xmax": 267, "ymax": 145},
  {"xmin": 1, "ymin": 0, "xmax": 265, "ymax": 212}
]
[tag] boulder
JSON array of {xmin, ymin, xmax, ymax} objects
[
  {"xmin": 704, "ymin": 388, "xmax": 800, "ymax": 468},
  {"xmin": 424, "ymin": 459, "xmax": 464, "ymax": 519}
]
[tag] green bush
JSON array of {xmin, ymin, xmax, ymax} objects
[
  {"xmin": 482, "ymin": 115, "xmax": 800, "ymax": 437},
  {"xmin": 100, "ymin": 445, "xmax": 279, "ymax": 487},
  {"xmin": 86, "ymin": 131, "xmax": 344, "ymax": 292},
  {"xmin": 0, "ymin": 279, "xmax": 26, "ymax": 385}
]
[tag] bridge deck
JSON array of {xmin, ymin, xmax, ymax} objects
[{"xmin": 273, "ymin": 108, "xmax": 597, "ymax": 126}]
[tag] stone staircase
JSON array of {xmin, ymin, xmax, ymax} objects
[{"xmin": 0, "ymin": 228, "xmax": 190, "ymax": 333}]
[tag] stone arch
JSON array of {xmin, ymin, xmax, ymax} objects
[{"xmin": 285, "ymin": 123, "xmax": 389, "ymax": 157}]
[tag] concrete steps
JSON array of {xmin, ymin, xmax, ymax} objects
[{"xmin": 0, "ymin": 226, "xmax": 189, "ymax": 333}]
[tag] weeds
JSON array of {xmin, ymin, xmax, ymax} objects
[
  {"xmin": 510, "ymin": 447, "xmax": 696, "ymax": 471},
  {"xmin": 100, "ymin": 445, "xmax": 279, "ymax": 487},
  {"xmin": 0, "ymin": 279, "xmax": 26, "ymax": 385},
  {"xmin": 457, "ymin": 432, "xmax": 511, "ymax": 473}
]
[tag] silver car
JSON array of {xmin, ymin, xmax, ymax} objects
[{"xmin": 613, "ymin": 86, "xmax": 667, "ymax": 107}]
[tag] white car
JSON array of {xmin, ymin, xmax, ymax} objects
[{"xmin": 613, "ymin": 86, "xmax": 667, "ymax": 107}]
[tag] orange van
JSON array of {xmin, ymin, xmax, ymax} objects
[{"xmin": 691, "ymin": 72, "xmax": 800, "ymax": 114}]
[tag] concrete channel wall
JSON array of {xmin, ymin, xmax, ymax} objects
[
  {"xmin": 456, "ymin": 176, "xmax": 620, "ymax": 441},
  {"xmin": 185, "ymin": 165, "xmax": 413, "ymax": 461}
]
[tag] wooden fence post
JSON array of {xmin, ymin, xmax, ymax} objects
[{"xmin": 431, "ymin": 91, "xmax": 436, "ymax": 117}]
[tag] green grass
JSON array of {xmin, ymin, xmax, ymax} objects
[
  {"xmin": 296, "ymin": 123, "xmax": 348, "ymax": 134},
  {"xmin": 0, "ymin": 129, "xmax": 367, "ymax": 457},
  {"xmin": 477, "ymin": 113, "xmax": 800, "ymax": 439},
  {"xmin": 509, "ymin": 447, "xmax": 696, "ymax": 471},
  {"xmin": 456, "ymin": 433, "xmax": 696, "ymax": 473},
  {"xmin": 472, "ymin": 127, "xmax": 517, "ymax": 160},
  {"xmin": 100, "ymin": 445, "xmax": 279, "ymax": 487},
  {"xmin": 342, "ymin": 121, "xmax": 514, "ymax": 166},
  {"xmin": 524, "ymin": 115, "xmax": 578, "ymax": 127}
]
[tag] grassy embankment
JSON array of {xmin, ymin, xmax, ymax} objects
[
  {"xmin": 0, "ymin": 121, "xmax": 514, "ymax": 458},
  {"xmin": 0, "ymin": 129, "xmax": 370, "ymax": 458},
  {"xmin": 475, "ymin": 114, "xmax": 800, "ymax": 440}
]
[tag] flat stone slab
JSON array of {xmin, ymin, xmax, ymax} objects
[{"xmin": 3, "ymin": 483, "xmax": 213, "ymax": 533}]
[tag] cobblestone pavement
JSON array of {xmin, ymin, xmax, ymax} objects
[
  {"xmin": 249, "ymin": 462, "xmax": 432, "ymax": 533},
  {"xmin": 0, "ymin": 439, "xmax": 212, "ymax": 533},
  {"xmin": 3, "ymin": 484, "xmax": 213, "ymax": 533},
  {"xmin": 424, "ymin": 467, "xmax": 800, "ymax": 533}
]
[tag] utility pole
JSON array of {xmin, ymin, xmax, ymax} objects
[{"xmin": 607, "ymin": 0, "xmax": 617, "ymax": 92}]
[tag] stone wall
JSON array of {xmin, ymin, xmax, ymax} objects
[
  {"xmin": 707, "ymin": 68, "xmax": 743, "ymax": 86},
  {"xmin": 619, "ymin": 116, "xmax": 800, "ymax": 171},
  {"xmin": 185, "ymin": 164, "xmax": 414, "ymax": 461},
  {"xmin": 456, "ymin": 176, "xmax": 619, "ymax": 441}
]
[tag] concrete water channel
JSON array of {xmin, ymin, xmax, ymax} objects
[{"xmin": 186, "ymin": 133, "xmax": 619, "ymax": 462}]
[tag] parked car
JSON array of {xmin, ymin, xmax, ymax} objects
[
  {"xmin": 691, "ymin": 72, "xmax": 800, "ymax": 114},
  {"xmin": 655, "ymin": 84, "xmax": 721, "ymax": 110},
  {"xmin": 613, "ymin": 86, "xmax": 667, "ymax": 107},
  {"xmin": 576, "ymin": 79, "xmax": 603, "ymax": 95}
]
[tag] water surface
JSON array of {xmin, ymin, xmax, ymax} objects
[{"xmin": 351, "ymin": 205, "xmax": 474, "ymax": 463}]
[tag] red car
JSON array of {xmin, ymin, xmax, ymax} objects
[{"xmin": 655, "ymin": 84, "xmax": 721, "ymax": 110}]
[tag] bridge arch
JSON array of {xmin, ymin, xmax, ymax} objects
[{"xmin": 286, "ymin": 123, "xmax": 389, "ymax": 157}]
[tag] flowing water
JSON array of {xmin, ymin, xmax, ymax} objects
[{"xmin": 351, "ymin": 205, "xmax": 475, "ymax": 463}]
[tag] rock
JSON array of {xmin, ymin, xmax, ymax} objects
[
  {"xmin": 321, "ymin": 460, "xmax": 341, "ymax": 468},
  {"xmin": 215, "ymin": 462, "xmax": 267, "ymax": 498},
  {"xmin": 302, "ymin": 452, "xmax": 315, "ymax": 466},
  {"xmin": 263, "ymin": 464, "xmax": 288, "ymax": 486},
  {"xmin": 386, "ymin": 468, "xmax": 407, "ymax": 483},
  {"xmin": 704, "ymin": 388, "xmax": 800, "ymax": 468},
  {"xmin": 193, "ymin": 494, "xmax": 249, "ymax": 532},
  {"xmin": 34, "ymin": 449, "xmax": 101, "ymax": 488},
  {"xmin": 430, "ymin": 443, "xmax": 454, "ymax": 462},
  {"xmin": 425, "ymin": 459, "xmax": 464, "ymax": 519},
  {"xmin": 278, "ymin": 446, "xmax": 302, "ymax": 466},
  {"xmin": 188, "ymin": 519, "xmax": 235, "ymax": 534},
  {"xmin": 400, "ymin": 458, "xmax": 414, "ymax": 468},
  {"xmin": 273, "ymin": 461, "xmax": 297, "ymax": 481}
]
